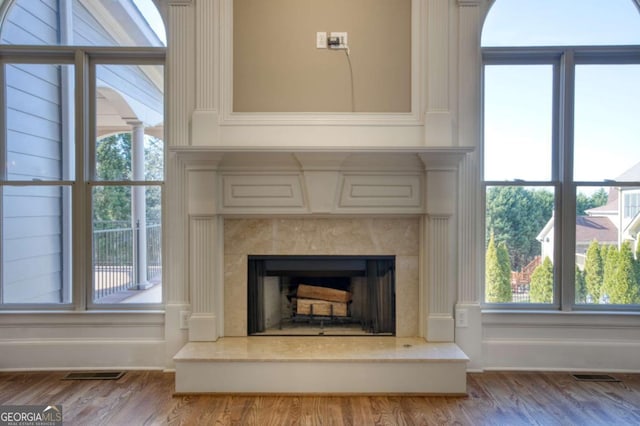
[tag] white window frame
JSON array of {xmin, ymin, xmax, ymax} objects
[
  {"xmin": 482, "ymin": 45, "xmax": 640, "ymax": 311},
  {"xmin": 0, "ymin": 46, "xmax": 165, "ymax": 310}
]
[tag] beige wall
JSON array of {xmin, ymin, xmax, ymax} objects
[{"xmin": 233, "ymin": 0, "xmax": 411, "ymax": 112}]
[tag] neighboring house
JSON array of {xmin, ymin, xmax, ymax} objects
[{"xmin": 537, "ymin": 161, "xmax": 640, "ymax": 267}]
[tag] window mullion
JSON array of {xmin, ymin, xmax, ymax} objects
[
  {"xmin": 558, "ymin": 50, "xmax": 576, "ymax": 310},
  {"xmin": 72, "ymin": 49, "xmax": 89, "ymax": 310}
]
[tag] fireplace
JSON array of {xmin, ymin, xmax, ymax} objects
[
  {"xmin": 247, "ymin": 255, "xmax": 395, "ymax": 336},
  {"xmin": 173, "ymin": 149, "xmax": 470, "ymax": 394}
]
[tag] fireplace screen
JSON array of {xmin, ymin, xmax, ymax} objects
[{"xmin": 247, "ymin": 255, "xmax": 395, "ymax": 336}]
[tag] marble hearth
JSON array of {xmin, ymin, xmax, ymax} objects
[{"xmin": 172, "ymin": 148, "xmax": 470, "ymax": 394}]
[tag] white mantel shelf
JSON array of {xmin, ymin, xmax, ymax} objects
[{"xmin": 169, "ymin": 145, "xmax": 473, "ymax": 158}]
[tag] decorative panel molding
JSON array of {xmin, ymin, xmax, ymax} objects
[
  {"xmin": 221, "ymin": 174, "xmax": 305, "ymax": 210},
  {"xmin": 338, "ymin": 174, "xmax": 422, "ymax": 209}
]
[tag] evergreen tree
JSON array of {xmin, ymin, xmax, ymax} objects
[
  {"xmin": 497, "ymin": 241, "xmax": 512, "ymax": 289},
  {"xmin": 635, "ymin": 241, "xmax": 640, "ymax": 285},
  {"xmin": 486, "ymin": 187, "xmax": 552, "ymax": 272},
  {"xmin": 601, "ymin": 245, "xmax": 619, "ymax": 304},
  {"xmin": 584, "ymin": 240, "xmax": 603, "ymax": 303},
  {"xmin": 486, "ymin": 232, "xmax": 512, "ymax": 303},
  {"xmin": 575, "ymin": 265, "xmax": 587, "ymax": 304},
  {"xmin": 530, "ymin": 256, "xmax": 553, "ymax": 303},
  {"xmin": 577, "ymin": 189, "xmax": 608, "ymax": 215},
  {"xmin": 608, "ymin": 242, "xmax": 640, "ymax": 304}
]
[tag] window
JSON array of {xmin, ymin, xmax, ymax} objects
[
  {"xmin": 0, "ymin": 0, "xmax": 165, "ymax": 308},
  {"xmin": 482, "ymin": 0, "xmax": 640, "ymax": 308}
]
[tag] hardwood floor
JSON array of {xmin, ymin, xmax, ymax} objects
[{"xmin": 0, "ymin": 371, "xmax": 639, "ymax": 425}]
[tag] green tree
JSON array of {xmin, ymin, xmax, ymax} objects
[
  {"xmin": 608, "ymin": 242, "xmax": 640, "ymax": 304},
  {"xmin": 601, "ymin": 245, "xmax": 619, "ymax": 303},
  {"xmin": 93, "ymin": 133, "xmax": 164, "ymax": 226},
  {"xmin": 635, "ymin": 241, "xmax": 640, "ymax": 285},
  {"xmin": 584, "ymin": 240, "xmax": 603, "ymax": 303},
  {"xmin": 576, "ymin": 189, "xmax": 608, "ymax": 215},
  {"xmin": 530, "ymin": 256, "xmax": 553, "ymax": 303},
  {"xmin": 575, "ymin": 265, "xmax": 587, "ymax": 304},
  {"xmin": 486, "ymin": 186, "xmax": 553, "ymax": 271},
  {"xmin": 94, "ymin": 134, "xmax": 132, "ymax": 226},
  {"xmin": 486, "ymin": 232, "xmax": 512, "ymax": 303}
]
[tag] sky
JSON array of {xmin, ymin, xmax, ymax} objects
[
  {"xmin": 482, "ymin": 0, "xmax": 640, "ymax": 186},
  {"xmin": 133, "ymin": 0, "xmax": 167, "ymax": 46}
]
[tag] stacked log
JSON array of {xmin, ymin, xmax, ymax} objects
[{"xmin": 295, "ymin": 284, "xmax": 351, "ymax": 317}]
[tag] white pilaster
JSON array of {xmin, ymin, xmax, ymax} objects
[
  {"xmin": 189, "ymin": 217, "xmax": 218, "ymax": 341},
  {"xmin": 167, "ymin": 0, "xmax": 195, "ymax": 148},
  {"xmin": 185, "ymin": 156, "xmax": 222, "ymax": 341},
  {"xmin": 192, "ymin": 0, "xmax": 221, "ymax": 145},
  {"xmin": 165, "ymin": 0, "xmax": 196, "ymax": 367},
  {"xmin": 424, "ymin": 0, "xmax": 454, "ymax": 145},
  {"xmin": 420, "ymin": 151, "xmax": 467, "ymax": 342},
  {"xmin": 457, "ymin": 0, "xmax": 483, "ymax": 148},
  {"xmin": 455, "ymin": 0, "xmax": 484, "ymax": 370}
]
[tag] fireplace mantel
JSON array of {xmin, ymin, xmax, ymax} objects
[
  {"xmin": 175, "ymin": 145, "xmax": 471, "ymax": 345},
  {"xmin": 170, "ymin": 146, "xmax": 473, "ymax": 168}
]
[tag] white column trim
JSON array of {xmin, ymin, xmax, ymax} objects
[
  {"xmin": 192, "ymin": 0, "xmax": 221, "ymax": 145},
  {"xmin": 424, "ymin": 0, "xmax": 455, "ymax": 145},
  {"xmin": 188, "ymin": 216, "xmax": 218, "ymax": 341},
  {"xmin": 423, "ymin": 167, "xmax": 459, "ymax": 342},
  {"xmin": 167, "ymin": 0, "xmax": 195, "ymax": 147}
]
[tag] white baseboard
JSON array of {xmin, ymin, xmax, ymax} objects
[
  {"xmin": 483, "ymin": 339, "xmax": 640, "ymax": 372},
  {"xmin": 0, "ymin": 340, "xmax": 166, "ymax": 371}
]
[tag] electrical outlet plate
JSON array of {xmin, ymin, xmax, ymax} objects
[
  {"xmin": 329, "ymin": 31, "xmax": 348, "ymax": 49},
  {"xmin": 455, "ymin": 308, "xmax": 468, "ymax": 328},
  {"xmin": 180, "ymin": 311, "xmax": 190, "ymax": 329},
  {"xmin": 316, "ymin": 31, "xmax": 327, "ymax": 48}
]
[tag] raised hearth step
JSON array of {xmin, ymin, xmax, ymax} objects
[{"xmin": 174, "ymin": 336, "xmax": 468, "ymax": 395}]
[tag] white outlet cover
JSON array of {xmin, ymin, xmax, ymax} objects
[{"xmin": 316, "ymin": 31, "xmax": 327, "ymax": 49}]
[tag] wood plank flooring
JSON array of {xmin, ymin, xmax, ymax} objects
[{"xmin": 0, "ymin": 371, "xmax": 639, "ymax": 425}]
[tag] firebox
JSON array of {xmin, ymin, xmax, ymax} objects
[{"xmin": 247, "ymin": 255, "xmax": 395, "ymax": 336}]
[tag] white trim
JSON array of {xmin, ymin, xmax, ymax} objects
[{"xmin": 0, "ymin": 339, "xmax": 166, "ymax": 370}]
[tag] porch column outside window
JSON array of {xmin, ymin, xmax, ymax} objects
[{"xmin": 130, "ymin": 120, "xmax": 149, "ymax": 289}]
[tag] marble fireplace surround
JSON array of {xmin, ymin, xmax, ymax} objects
[
  {"xmin": 179, "ymin": 147, "xmax": 470, "ymax": 343},
  {"xmin": 225, "ymin": 218, "xmax": 419, "ymax": 337}
]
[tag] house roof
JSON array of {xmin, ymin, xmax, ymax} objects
[
  {"xmin": 616, "ymin": 161, "xmax": 640, "ymax": 181},
  {"xmin": 575, "ymin": 216, "xmax": 618, "ymax": 245}
]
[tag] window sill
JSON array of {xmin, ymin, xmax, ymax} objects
[
  {"xmin": 0, "ymin": 310, "xmax": 165, "ymax": 327},
  {"xmin": 482, "ymin": 309, "xmax": 640, "ymax": 328}
]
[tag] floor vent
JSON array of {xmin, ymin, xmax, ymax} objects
[
  {"xmin": 63, "ymin": 371, "xmax": 125, "ymax": 380},
  {"xmin": 572, "ymin": 374, "xmax": 620, "ymax": 382}
]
